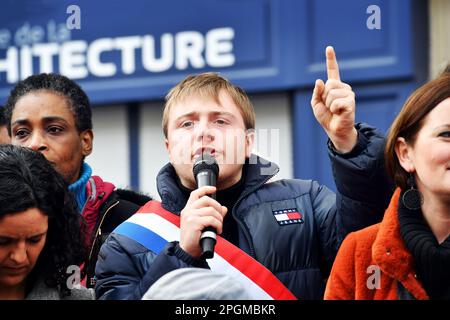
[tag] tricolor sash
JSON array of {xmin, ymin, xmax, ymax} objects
[{"xmin": 113, "ymin": 200, "xmax": 296, "ymax": 300}]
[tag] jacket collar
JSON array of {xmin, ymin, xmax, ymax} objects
[
  {"xmin": 372, "ymin": 188, "xmax": 429, "ymax": 299},
  {"xmin": 156, "ymin": 154, "xmax": 279, "ymax": 214},
  {"xmin": 69, "ymin": 162, "xmax": 92, "ymax": 213},
  {"xmin": 85, "ymin": 175, "xmax": 116, "ymax": 212}
]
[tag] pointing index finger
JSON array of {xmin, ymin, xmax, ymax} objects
[{"xmin": 326, "ymin": 46, "xmax": 340, "ymax": 81}]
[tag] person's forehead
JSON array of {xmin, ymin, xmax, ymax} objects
[
  {"xmin": 430, "ymin": 97, "xmax": 450, "ymax": 116},
  {"xmin": 421, "ymin": 97, "xmax": 450, "ymax": 127},
  {"xmin": 170, "ymin": 90, "xmax": 241, "ymax": 118},
  {"xmin": 12, "ymin": 91, "xmax": 75, "ymax": 122},
  {"xmin": 0, "ymin": 209, "xmax": 48, "ymax": 236}
]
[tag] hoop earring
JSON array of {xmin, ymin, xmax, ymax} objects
[{"xmin": 401, "ymin": 174, "xmax": 423, "ymax": 210}]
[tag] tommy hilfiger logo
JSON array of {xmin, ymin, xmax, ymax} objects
[{"xmin": 273, "ymin": 208, "xmax": 304, "ymax": 226}]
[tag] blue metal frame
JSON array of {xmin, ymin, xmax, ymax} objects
[{"xmin": 127, "ymin": 103, "xmax": 140, "ymax": 190}]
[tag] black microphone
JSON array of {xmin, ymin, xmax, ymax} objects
[{"xmin": 193, "ymin": 152, "xmax": 219, "ymax": 259}]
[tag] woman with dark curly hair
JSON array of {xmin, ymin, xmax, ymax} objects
[
  {"xmin": 0, "ymin": 144, "xmax": 94, "ymax": 299},
  {"xmin": 3, "ymin": 73, "xmax": 151, "ymax": 287}
]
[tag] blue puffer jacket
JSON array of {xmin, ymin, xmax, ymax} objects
[{"xmin": 95, "ymin": 123, "xmax": 393, "ymax": 300}]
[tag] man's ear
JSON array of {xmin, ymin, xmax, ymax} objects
[
  {"xmin": 81, "ymin": 129, "xmax": 93, "ymax": 157},
  {"xmin": 395, "ymin": 137, "xmax": 415, "ymax": 173},
  {"xmin": 245, "ymin": 129, "xmax": 255, "ymax": 159},
  {"xmin": 165, "ymin": 138, "xmax": 172, "ymax": 163}
]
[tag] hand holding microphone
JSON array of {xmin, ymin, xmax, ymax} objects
[
  {"xmin": 193, "ymin": 152, "xmax": 220, "ymax": 258},
  {"xmin": 179, "ymin": 152, "xmax": 227, "ymax": 259}
]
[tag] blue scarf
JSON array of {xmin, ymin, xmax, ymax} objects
[{"xmin": 68, "ymin": 162, "xmax": 92, "ymax": 213}]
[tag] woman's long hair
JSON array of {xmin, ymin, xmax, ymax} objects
[
  {"xmin": 0, "ymin": 145, "xmax": 86, "ymax": 296},
  {"xmin": 385, "ymin": 70, "xmax": 450, "ymax": 190}
]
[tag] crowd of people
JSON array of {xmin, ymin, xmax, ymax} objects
[{"xmin": 0, "ymin": 47, "xmax": 448, "ymax": 300}]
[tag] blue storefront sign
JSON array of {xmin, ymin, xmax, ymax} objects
[
  {"xmin": 1, "ymin": 0, "xmax": 419, "ymax": 105},
  {"xmin": 0, "ymin": 0, "xmax": 426, "ymax": 190}
]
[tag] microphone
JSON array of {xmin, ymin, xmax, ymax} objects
[{"xmin": 193, "ymin": 152, "xmax": 219, "ymax": 259}]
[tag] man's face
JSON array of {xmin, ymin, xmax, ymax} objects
[
  {"xmin": 0, "ymin": 126, "xmax": 10, "ymax": 144},
  {"xmin": 165, "ymin": 90, "xmax": 254, "ymax": 190},
  {"xmin": 10, "ymin": 91, "xmax": 93, "ymax": 184}
]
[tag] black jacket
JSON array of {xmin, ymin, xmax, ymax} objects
[
  {"xmin": 84, "ymin": 183, "xmax": 152, "ymax": 288},
  {"xmin": 95, "ymin": 123, "xmax": 393, "ymax": 299}
]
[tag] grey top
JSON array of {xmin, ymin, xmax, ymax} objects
[
  {"xmin": 142, "ymin": 268, "xmax": 252, "ymax": 300},
  {"xmin": 26, "ymin": 278, "xmax": 95, "ymax": 300}
]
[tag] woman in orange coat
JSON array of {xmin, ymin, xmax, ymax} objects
[{"xmin": 325, "ymin": 69, "xmax": 450, "ymax": 300}]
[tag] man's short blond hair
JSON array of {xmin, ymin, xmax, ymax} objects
[{"xmin": 162, "ymin": 72, "xmax": 256, "ymax": 138}]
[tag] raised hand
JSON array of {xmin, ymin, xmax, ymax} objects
[{"xmin": 311, "ymin": 46, "xmax": 358, "ymax": 153}]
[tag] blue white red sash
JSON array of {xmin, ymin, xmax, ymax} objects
[{"xmin": 113, "ymin": 200, "xmax": 297, "ymax": 300}]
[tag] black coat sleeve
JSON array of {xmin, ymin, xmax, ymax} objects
[
  {"xmin": 314, "ymin": 123, "xmax": 394, "ymax": 275},
  {"xmin": 328, "ymin": 122, "xmax": 394, "ymax": 233}
]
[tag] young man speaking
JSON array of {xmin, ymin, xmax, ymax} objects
[{"xmin": 95, "ymin": 47, "xmax": 392, "ymax": 300}]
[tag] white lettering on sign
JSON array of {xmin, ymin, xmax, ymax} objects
[{"xmin": 0, "ymin": 26, "xmax": 236, "ymax": 83}]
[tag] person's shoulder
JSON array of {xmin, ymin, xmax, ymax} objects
[
  {"xmin": 262, "ymin": 178, "xmax": 333, "ymax": 199},
  {"xmin": 96, "ymin": 232, "xmax": 157, "ymax": 276},
  {"xmin": 265, "ymin": 178, "xmax": 313, "ymax": 192},
  {"xmin": 102, "ymin": 232, "xmax": 152, "ymax": 256},
  {"xmin": 105, "ymin": 188, "xmax": 153, "ymax": 210},
  {"xmin": 99, "ymin": 189, "xmax": 153, "ymax": 232},
  {"xmin": 26, "ymin": 278, "xmax": 95, "ymax": 300},
  {"xmin": 343, "ymin": 223, "xmax": 380, "ymax": 253},
  {"xmin": 63, "ymin": 287, "xmax": 95, "ymax": 300},
  {"xmin": 352, "ymin": 223, "xmax": 380, "ymax": 241},
  {"xmin": 114, "ymin": 188, "xmax": 153, "ymax": 206},
  {"xmin": 241, "ymin": 179, "xmax": 313, "ymax": 207},
  {"xmin": 89, "ymin": 175, "xmax": 152, "ymax": 208}
]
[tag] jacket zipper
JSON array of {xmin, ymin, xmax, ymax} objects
[
  {"xmin": 87, "ymin": 200, "xmax": 120, "ymax": 263},
  {"xmin": 231, "ymin": 172, "xmax": 276, "ymax": 259},
  {"xmin": 80, "ymin": 178, "xmax": 97, "ymax": 215}
]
